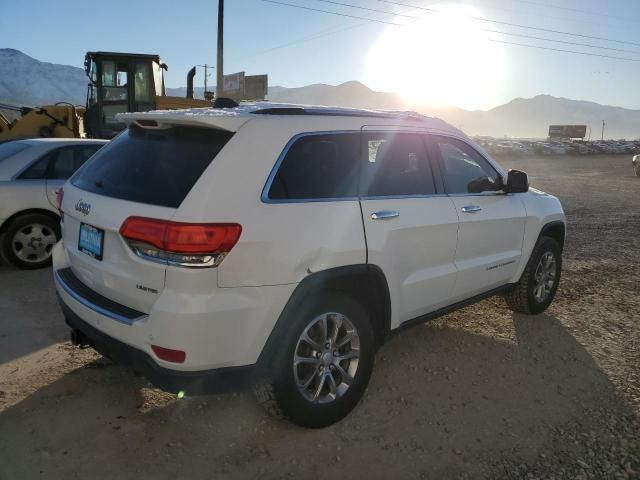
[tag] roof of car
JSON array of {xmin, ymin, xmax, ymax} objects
[
  {"xmin": 17, "ymin": 138, "xmax": 108, "ymax": 146},
  {"xmin": 117, "ymin": 102, "xmax": 464, "ymax": 137}
]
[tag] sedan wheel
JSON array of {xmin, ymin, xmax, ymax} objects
[
  {"xmin": 1, "ymin": 213, "xmax": 60, "ymax": 269},
  {"xmin": 12, "ymin": 223, "xmax": 57, "ymax": 264}
]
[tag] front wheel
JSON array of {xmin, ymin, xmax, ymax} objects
[
  {"xmin": 504, "ymin": 236, "xmax": 562, "ymax": 314},
  {"xmin": 255, "ymin": 293, "xmax": 375, "ymax": 428}
]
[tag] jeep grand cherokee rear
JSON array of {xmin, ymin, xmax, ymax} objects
[{"xmin": 54, "ymin": 105, "xmax": 565, "ymax": 428}]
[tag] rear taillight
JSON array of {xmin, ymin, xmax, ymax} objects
[
  {"xmin": 55, "ymin": 188, "xmax": 64, "ymax": 212},
  {"xmin": 120, "ymin": 217, "xmax": 241, "ymax": 267}
]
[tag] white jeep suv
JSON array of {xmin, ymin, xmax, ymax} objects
[{"xmin": 53, "ymin": 104, "xmax": 566, "ymax": 427}]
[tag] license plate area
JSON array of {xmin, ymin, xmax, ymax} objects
[{"xmin": 78, "ymin": 223, "xmax": 104, "ymax": 261}]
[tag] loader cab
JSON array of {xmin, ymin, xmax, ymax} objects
[{"xmin": 84, "ymin": 52, "xmax": 166, "ymax": 139}]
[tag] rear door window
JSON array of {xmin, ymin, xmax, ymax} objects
[
  {"xmin": 71, "ymin": 125, "xmax": 233, "ymax": 208},
  {"xmin": 361, "ymin": 132, "xmax": 436, "ymax": 197},
  {"xmin": 267, "ymin": 133, "xmax": 360, "ymax": 200}
]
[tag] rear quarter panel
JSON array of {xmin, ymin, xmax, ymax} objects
[
  {"xmin": 0, "ymin": 180, "xmax": 53, "ymax": 226},
  {"xmin": 175, "ymin": 117, "xmax": 368, "ymax": 287}
]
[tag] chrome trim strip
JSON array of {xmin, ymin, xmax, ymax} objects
[
  {"xmin": 54, "ymin": 269, "xmax": 146, "ymax": 326},
  {"xmin": 361, "ymin": 193, "xmax": 444, "ymax": 200}
]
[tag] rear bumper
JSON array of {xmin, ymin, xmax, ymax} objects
[
  {"xmin": 58, "ymin": 293, "xmax": 255, "ymax": 394},
  {"xmin": 52, "ymin": 241, "xmax": 296, "ymax": 389}
]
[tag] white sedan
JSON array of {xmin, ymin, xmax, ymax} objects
[
  {"xmin": 633, "ymin": 154, "xmax": 640, "ymax": 177},
  {"xmin": 0, "ymin": 138, "xmax": 107, "ymax": 269}
]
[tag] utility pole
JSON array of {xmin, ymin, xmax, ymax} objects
[
  {"xmin": 216, "ymin": 0, "xmax": 224, "ymax": 99},
  {"xmin": 601, "ymin": 120, "xmax": 605, "ymax": 141},
  {"xmin": 197, "ymin": 64, "xmax": 215, "ymax": 100}
]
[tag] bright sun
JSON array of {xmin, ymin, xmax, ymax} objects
[{"xmin": 366, "ymin": 3, "xmax": 505, "ymax": 111}]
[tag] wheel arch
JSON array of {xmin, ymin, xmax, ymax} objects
[
  {"xmin": 539, "ymin": 220, "xmax": 566, "ymax": 252},
  {"xmin": 0, "ymin": 208, "xmax": 60, "ymax": 235},
  {"xmin": 256, "ymin": 264, "xmax": 391, "ymax": 369}
]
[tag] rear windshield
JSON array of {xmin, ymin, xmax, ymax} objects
[
  {"xmin": 0, "ymin": 141, "xmax": 30, "ymax": 163},
  {"xmin": 71, "ymin": 125, "xmax": 233, "ymax": 208}
]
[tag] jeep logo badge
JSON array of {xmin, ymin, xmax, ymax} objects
[{"xmin": 75, "ymin": 200, "xmax": 91, "ymax": 216}]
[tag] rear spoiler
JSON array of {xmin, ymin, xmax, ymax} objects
[{"xmin": 117, "ymin": 109, "xmax": 251, "ymax": 133}]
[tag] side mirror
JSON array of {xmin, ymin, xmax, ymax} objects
[{"xmin": 505, "ymin": 169, "xmax": 529, "ymax": 193}]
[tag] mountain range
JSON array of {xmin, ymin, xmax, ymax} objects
[{"xmin": 1, "ymin": 48, "xmax": 638, "ymax": 139}]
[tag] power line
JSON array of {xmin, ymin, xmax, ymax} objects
[
  {"xmin": 372, "ymin": 0, "xmax": 640, "ymax": 47},
  {"xmin": 508, "ymin": 0, "xmax": 638, "ymax": 23},
  {"xmin": 235, "ymin": 10, "xmax": 383, "ymax": 61},
  {"xmin": 471, "ymin": 0, "xmax": 626, "ymax": 30},
  {"xmin": 489, "ymin": 39, "xmax": 640, "ymax": 62},
  {"xmin": 258, "ymin": 0, "xmax": 640, "ymax": 61},
  {"xmin": 260, "ymin": 0, "xmax": 402, "ymax": 26},
  {"xmin": 484, "ymin": 30, "xmax": 640, "ymax": 56},
  {"xmin": 314, "ymin": 0, "xmax": 640, "ymax": 55}
]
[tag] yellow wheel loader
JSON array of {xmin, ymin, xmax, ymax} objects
[
  {"xmin": 0, "ymin": 51, "xmax": 211, "ymax": 142},
  {"xmin": 0, "ymin": 103, "xmax": 84, "ymax": 141}
]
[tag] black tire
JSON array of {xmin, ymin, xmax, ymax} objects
[
  {"xmin": 0, "ymin": 213, "xmax": 60, "ymax": 269},
  {"xmin": 504, "ymin": 236, "xmax": 562, "ymax": 314},
  {"xmin": 255, "ymin": 292, "xmax": 375, "ymax": 428}
]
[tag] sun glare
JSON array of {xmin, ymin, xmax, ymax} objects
[{"xmin": 366, "ymin": 3, "xmax": 505, "ymax": 111}]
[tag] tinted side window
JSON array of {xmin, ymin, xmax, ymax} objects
[
  {"xmin": 434, "ymin": 137, "xmax": 499, "ymax": 194},
  {"xmin": 362, "ymin": 133, "xmax": 435, "ymax": 196},
  {"xmin": 18, "ymin": 155, "xmax": 50, "ymax": 180},
  {"xmin": 268, "ymin": 133, "xmax": 360, "ymax": 200},
  {"xmin": 48, "ymin": 147, "xmax": 76, "ymax": 179}
]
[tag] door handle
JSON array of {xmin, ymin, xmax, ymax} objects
[
  {"xmin": 461, "ymin": 205, "xmax": 482, "ymax": 213},
  {"xmin": 371, "ymin": 210, "xmax": 400, "ymax": 220}
]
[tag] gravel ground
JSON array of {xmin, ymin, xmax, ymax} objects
[{"xmin": 0, "ymin": 154, "xmax": 638, "ymax": 480}]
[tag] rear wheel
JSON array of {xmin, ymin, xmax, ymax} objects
[
  {"xmin": 0, "ymin": 213, "xmax": 60, "ymax": 269},
  {"xmin": 504, "ymin": 236, "xmax": 562, "ymax": 314},
  {"xmin": 255, "ymin": 293, "xmax": 375, "ymax": 428}
]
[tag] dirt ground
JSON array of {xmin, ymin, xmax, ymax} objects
[{"xmin": 0, "ymin": 154, "xmax": 638, "ymax": 480}]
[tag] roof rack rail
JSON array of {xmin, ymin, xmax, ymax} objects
[{"xmin": 251, "ymin": 106, "xmax": 425, "ymax": 122}]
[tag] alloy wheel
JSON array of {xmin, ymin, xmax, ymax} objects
[
  {"xmin": 293, "ymin": 312, "xmax": 360, "ymax": 404},
  {"xmin": 533, "ymin": 251, "xmax": 557, "ymax": 303}
]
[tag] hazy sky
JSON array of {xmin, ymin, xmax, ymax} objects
[{"xmin": 3, "ymin": 0, "xmax": 640, "ymax": 110}]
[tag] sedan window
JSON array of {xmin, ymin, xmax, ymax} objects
[
  {"xmin": 0, "ymin": 141, "xmax": 30, "ymax": 163},
  {"xmin": 17, "ymin": 155, "xmax": 49, "ymax": 179}
]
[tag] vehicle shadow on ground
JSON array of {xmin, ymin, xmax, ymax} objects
[
  {"xmin": 0, "ymin": 311, "xmax": 636, "ymax": 480},
  {"xmin": 0, "ymin": 263, "xmax": 66, "ymax": 365}
]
